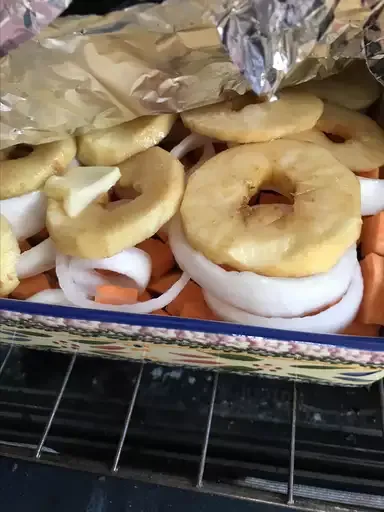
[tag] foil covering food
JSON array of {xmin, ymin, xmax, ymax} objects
[
  {"xmin": 0, "ymin": 0, "xmax": 382, "ymax": 149},
  {"xmin": 213, "ymin": 0, "xmax": 384, "ymax": 95},
  {"xmin": 364, "ymin": 4, "xmax": 384, "ymax": 86},
  {"xmin": 212, "ymin": 0, "xmax": 335, "ymax": 96},
  {"xmin": 0, "ymin": 0, "xmax": 72, "ymax": 57}
]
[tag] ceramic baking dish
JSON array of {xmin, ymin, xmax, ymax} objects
[{"xmin": 0, "ymin": 299, "xmax": 383, "ymax": 386}]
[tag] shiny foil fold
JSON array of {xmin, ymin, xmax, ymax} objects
[
  {"xmin": 364, "ymin": 4, "xmax": 384, "ymax": 85},
  {"xmin": 211, "ymin": 0, "xmax": 336, "ymax": 96},
  {"xmin": 212, "ymin": 0, "xmax": 384, "ymax": 95},
  {"xmin": 0, "ymin": 0, "xmax": 382, "ymax": 149},
  {"xmin": 0, "ymin": 0, "xmax": 72, "ymax": 57}
]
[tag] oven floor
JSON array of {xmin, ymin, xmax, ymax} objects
[{"xmin": 0, "ymin": 457, "xmax": 285, "ymax": 512}]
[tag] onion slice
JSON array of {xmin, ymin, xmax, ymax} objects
[
  {"xmin": 68, "ymin": 248, "xmax": 152, "ymax": 291},
  {"xmin": 58, "ymin": 248, "xmax": 152, "ymax": 298},
  {"xmin": 359, "ymin": 177, "xmax": 384, "ymax": 216},
  {"xmin": 69, "ymin": 268, "xmax": 138, "ymax": 296},
  {"xmin": 170, "ymin": 133, "xmax": 212, "ymax": 160},
  {"xmin": 0, "ymin": 191, "xmax": 47, "ymax": 240},
  {"xmin": 64, "ymin": 267, "xmax": 106, "ymax": 296},
  {"xmin": 16, "ymin": 238, "xmax": 56, "ymax": 279},
  {"xmin": 187, "ymin": 142, "xmax": 216, "ymax": 177},
  {"xmin": 69, "ymin": 158, "xmax": 80, "ymax": 168},
  {"xmin": 27, "ymin": 289, "xmax": 73, "ymax": 306},
  {"xmin": 204, "ymin": 264, "xmax": 363, "ymax": 334},
  {"xmin": 56, "ymin": 252, "xmax": 190, "ymax": 314},
  {"xmin": 169, "ymin": 215, "xmax": 357, "ymax": 318}
]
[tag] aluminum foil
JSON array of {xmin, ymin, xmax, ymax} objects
[
  {"xmin": 211, "ymin": 0, "xmax": 336, "ymax": 96},
  {"xmin": 364, "ymin": 4, "xmax": 384, "ymax": 85},
  {"xmin": 0, "ymin": 0, "xmax": 382, "ymax": 149},
  {"xmin": 0, "ymin": 0, "xmax": 72, "ymax": 57},
  {"xmin": 212, "ymin": 0, "xmax": 384, "ymax": 95}
]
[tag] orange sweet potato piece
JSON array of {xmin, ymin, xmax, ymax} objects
[
  {"xmin": 28, "ymin": 228, "xmax": 49, "ymax": 246},
  {"xmin": 157, "ymin": 228, "xmax": 168, "ymax": 243},
  {"xmin": 97, "ymin": 269, "xmax": 120, "ymax": 278},
  {"xmin": 138, "ymin": 290, "xmax": 169, "ymax": 313},
  {"xmin": 11, "ymin": 274, "xmax": 51, "ymax": 300},
  {"xmin": 138, "ymin": 290, "xmax": 152, "ymax": 302},
  {"xmin": 166, "ymin": 281, "xmax": 204, "ymax": 316},
  {"xmin": 358, "ymin": 169, "xmax": 379, "ymax": 179},
  {"xmin": 152, "ymin": 309, "xmax": 169, "ymax": 316},
  {"xmin": 45, "ymin": 269, "xmax": 59, "ymax": 289},
  {"xmin": 357, "ymin": 253, "xmax": 384, "ymax": 325},
  {"xmin": 342, "ymin": 320, "xmax": 380, "ymax": 337},
  {"xmin": 148, "ymin": 271, "xmax": 182, "ymax": 294},
  {"xmin": 95, "ymin": 285, "xmax": 138, "ymax": 305},
  {"xmin": 360, "ymin": 212, "xmax": 384, "ymax": 257},
  {"xmin": 19, "ymin": 239, "xmax": 32, "ymax": 253},
  {"xmin": 137, "ymin": 238, "xmax": 175, "ymax": 279},
  {"xmin": 179, "ymin": 300, "xmax": 218, "ymax": 321}
]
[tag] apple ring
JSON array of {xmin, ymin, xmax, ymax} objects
[
  {"xmin": 181, "ymin": 91, "xmax": 323, "ymax": 143},
  {"xmin": 77, "ymin": 114, "xmax": 177, "ymax": 166},
  {"xmin": 47, "ymin": 147, "xmax": 185, "ymax": 259},
  {"xmin": 180, "ymin": 140, "xmax": 361, "ymax": 277},
  {"xmin": 0, "ymin": 215, "xmax": 21, "ymax": 296},
  {"xmin": 0, "ymin": 139, "xmax": 76, "ymax": 200},
  {"xmin": 291, "ymin": 61, "xmax": 381, "ymax": 111},
  {"xmin": 289, "ymin": 103, "xmax": 384, "ymax": 172}
]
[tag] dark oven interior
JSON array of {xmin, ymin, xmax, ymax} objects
[{"xmin": 0, "ymin": 344, "xmax": 383, "ymax": 511}]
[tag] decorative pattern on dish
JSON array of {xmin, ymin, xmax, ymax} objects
[{"xmin": 0, "ymin": 308, "xmax": 383, "ymax": 387}]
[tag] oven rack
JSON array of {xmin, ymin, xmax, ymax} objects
[{"xmin": 0, "ymin": 343, "xmax": 383, "ymax": 511}]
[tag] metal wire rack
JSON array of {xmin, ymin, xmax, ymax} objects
[{"xmin": 0, "ymin": 343, "xmax": 383, "ymax": 511}]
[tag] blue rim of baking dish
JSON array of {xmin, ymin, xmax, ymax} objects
[{"xmin": 0, "ymin": 298, "xmax": 382, "ymax": 352}]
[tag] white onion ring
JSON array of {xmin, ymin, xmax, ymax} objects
[
  {"xmin": 65, "ymin": 267, "xmax": 106, "ymax": 296},
  {"xmin": 70, "ymin": 268, "xmax": 137, "ymax": 296},
  {"xmin": 359, "ymin": 177, "xmax": 384, "ymax": 216},
  {"xmin": 27, "ymin": 289, "xmax": 73, "ymax": 306},
  {"xmin": 69, "ymin": 248, "xmax": 152, "ymax": 291},
  {"xmin": 69, "ymin": 158, "xmax": 80, "ymax": 168},
  {"xmin": 187, "ymin": 142, "xmax": 216, "ymax": 177},
  {"xmin": 0, "ymin": 191, "xmax": 47, "ymax": 240},
  {"xmin": 169, "ymin": 215, "xmax": 357, "ymax": 318},
  {"xmin": 60, "ymin": 249, "xmax": 150, "ymax": 297},
  {"xmin": 56, "ymin": 252, "xmax": 190, "ymax": 313},
  {"xmin": 170, "ymin": 133, "xmax": 212, "ymax": 160},
  {"xmin": 204, "ymin": 264, "xmax": 363, "ymax": 334},
  {"xmin": 16, "ymin": 238, "xmax": 56, "ymax": 279}
]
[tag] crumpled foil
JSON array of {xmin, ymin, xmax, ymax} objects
[
  {"xmin": 0, "ymin": 0, "xmax": 382, "ymax": 149},
  {"xmin": 0, "ymin": 0, "xmax": 72, "ymax": 57},
  {"xmin": 212, "ymin": 0, "xmax": 335, "ymax": 96},
  {"xmin": 363, "ymin": 4, "xmax": 384, "ymax": 86},
  {"xmin": 213, "ymin": 0, "xmax": 384, "ymax": 95}
]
